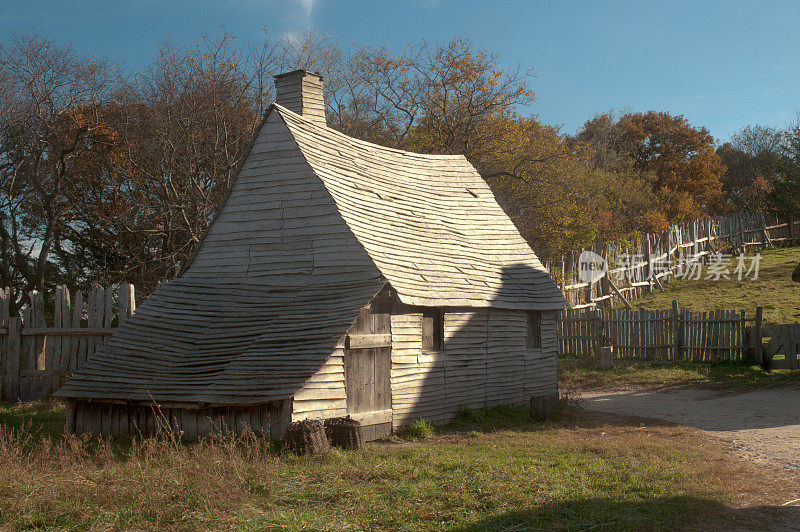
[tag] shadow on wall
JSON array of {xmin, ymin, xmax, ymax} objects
[
  {"xmin": 449, "ymin": 496, "xmax": 800, "ymax": 531},
  {"xmin": 391, "ymin": 263, "xmax": 559, "ymax": 428}
]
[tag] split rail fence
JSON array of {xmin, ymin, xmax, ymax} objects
[
  {"xmin": 0, "ymin": 284, "xmax": 135, "ymax": 401},
  {"xmin": 547, "ymin": 212, "xmax": 800, "ymax": 309}
]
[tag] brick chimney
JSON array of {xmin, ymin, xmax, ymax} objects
[{"xmin": 273, "ymin": 69, "xmax": 326, "ymax": 126}]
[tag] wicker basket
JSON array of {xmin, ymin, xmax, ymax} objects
[
  {"xmin": 285, "ymin": 419, "xmax": 330, "ymax": 455},
  {"xmin": 324, "ymin": 416, "xmax": 363, "ymax": 450}
]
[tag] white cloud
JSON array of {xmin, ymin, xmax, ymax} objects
[{"xmin": 295, "ymin": 0, "xmax": 316, "ymax": 19}]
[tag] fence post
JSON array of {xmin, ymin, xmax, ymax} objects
[
  {"xmin": 754, "ymin": 307, "xmax": 764, "ymax": 368},
  {"xmin": 4, "ymin": 317, "xmax": 22, "ymax": 400},
  {"xmin": 740, "ymin": 309, "xmax": 747, "ymax": 362},
  {"xmin": 644, "ymin": 235, "xmax": 652, "ymax": 293},
  {"xmin": 592, "ymin": 309, "xmax": 603, "ymax": 360},
  {"xmin": 119, "ymin": 283, "xmax": 136, "ymax": 326},
  {"xmin": 671, "ymin": 300, "xmax": 681, "ymax": 361}
]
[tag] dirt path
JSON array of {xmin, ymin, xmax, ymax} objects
[{"xmin": 581, "ymin": 386, "xmax": 800, "ymax": 473}]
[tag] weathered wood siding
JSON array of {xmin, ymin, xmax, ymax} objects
[
  {"xmin": 390, "ymin": 306, "xmax": 558, "ymax": 428},
  {"xmin": 292, "ymin": 340, "xmax": 348, "ymax": 422},
  {"xmin": 526, "ymin": 310, "xmax": 559, "ymax": 398},
  {"xmin": 390, "ymin": 310, "xmax": 446, "ymax": 424},
  {"xmin": 69, "ymin": 400, "xmax": 291, "ymax": 440}
]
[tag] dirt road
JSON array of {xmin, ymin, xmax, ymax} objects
[{"xmin": 582, "ymin": 386, "xmax": 800, "ymax": 472}]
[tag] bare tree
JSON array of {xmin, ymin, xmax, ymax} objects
[
  {"xmin": 0, "ymin": 33, "xmax": 114, "ymax": 312},
  {"xmin": 68, "ymin": 30, "xmax": 270, "ymax": 295}
]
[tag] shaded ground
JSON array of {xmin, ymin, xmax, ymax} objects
[{"xmin": 582, "ymin": 386, "xmax": 800, "ymax": 475}]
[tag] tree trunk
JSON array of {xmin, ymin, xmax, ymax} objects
[{"xmin": 792, "ymin": 261, "xmax": 800, "ymax": 283}]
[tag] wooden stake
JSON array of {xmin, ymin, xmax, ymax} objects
[{"xmin": 606, "ymin": 276, "xmax": 633, "ymax": 310}]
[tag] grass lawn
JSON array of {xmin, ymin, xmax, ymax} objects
[
  {"xmin": 626, "ymin": 245, "xmax": 800, "ymax": 325},
  {"xmin": 560, "ymin": 356, "xmax": 800, "ymax": 391},
  {"xmin": 0, "ymin": 400, "xmax": 797, "ymax": 530}
]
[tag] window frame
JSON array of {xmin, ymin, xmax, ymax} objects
[
  {"xmin": 422, "ymin": 308, "xmax": 444, "ymax": 352},
  {"xmin": 527, "ymin": 310, "xmax": 542, "ymax": 349}
]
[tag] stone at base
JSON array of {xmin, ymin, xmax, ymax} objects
[{"xmin": 530, "ymin": 393, "xmax": 558, "ymax": 421}]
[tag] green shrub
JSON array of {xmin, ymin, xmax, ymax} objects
[{"xmin": 403, "ymin": 419, "xmax": 434, "ymax": 440}]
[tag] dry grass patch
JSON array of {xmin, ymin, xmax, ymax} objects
[{"xmin": 0, "ymin": 401, "xmax": 797, "ymax": 530}]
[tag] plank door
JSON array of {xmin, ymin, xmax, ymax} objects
[{"xmin": 344, "ymin": 300, "xmax": 392, "ymax": 441}]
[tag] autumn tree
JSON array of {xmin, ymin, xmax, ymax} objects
[{"xmin": 579, "ymin": 111, "xmax": 726, "ymax": 224}]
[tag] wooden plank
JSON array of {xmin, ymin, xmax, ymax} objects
[
  {"xmin": 119, "ymin": 283, "xmax": 136, "ymax": 326},
  {"xmin": 71, "ymin": 290, "xmax": 84, "ymax": 371},
  {"xmin": 51, "ymin": 286, "xmax": 63, "ymax": 376},
  {"xmin": 348, "ymin": 408, "xmax": 392, "ymax": 426},
  {"xmin": 346, "ymin": 333, "xmax": 392, "ymax": 349},
  {"xmin": 21, "ymin": 328, "xmax": 116, "ymax": 336},
  {"xmin": 31, "ymin": 291, "xmax": 46, "ymax": 371},
  {"xmin": 606, "ymin": 277, "xmax": 633, "ymax": 310},
  {"xmin": 59, "ymin": 286, "xmax": 72, "ymax": 373},
  {"xmin": 4, "ymin": 317, "xmax": 22, "ymax": 400}
]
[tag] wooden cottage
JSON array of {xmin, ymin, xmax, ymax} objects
[{"xmin": 56, "ymin": 70, "xmax": 566, "ymax": 440}]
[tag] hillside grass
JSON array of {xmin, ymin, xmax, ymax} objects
[
  {"xmin": 0, "ymin": 400, "xmax": 794, "ymax": 530},
  {"xmin": 626, "ymin": 245, "xmax": 800, "ymax": 325}
]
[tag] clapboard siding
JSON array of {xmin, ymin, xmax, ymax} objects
[
  {"xmin": 390, "ymin": 304, "xmax": 558, "ymax": 429},
  {"xmin": 525, "ymin": 311, "xmax": 558, "ymax": 397},
  {"xmin": 291, "ymin": 344, "xmax": 348, "ymax": 421},
  {"xmin": 487, "ymin": 309, "xmax": 526, "ymax": 406}
]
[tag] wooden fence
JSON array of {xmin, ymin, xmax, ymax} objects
[
  {"xmin": 547, "ymin": 213, "xmax": 800, "ymax": 309},
  {"xmin": 558, "ymin": 303, "xmax": 766, "ymax": 364},
  {"xmin": 559, "ymin": 304, "xmax": 800, "ymax": 368},
  {"xmin": 0, "ymin": 284, "xmax": 135, "ymax": 401}
]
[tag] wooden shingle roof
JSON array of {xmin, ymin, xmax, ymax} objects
[
  {"xmin": 56, "ymin": 279, "xmax": 385, "ymax": 403},
  {"xmin": 277, "ymin": 105, "xmax": 565, "ymax": 310}
]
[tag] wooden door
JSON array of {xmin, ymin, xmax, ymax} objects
[{"xmin": 344, "ymin": 300, "xmax": 392, "ymax": 441}]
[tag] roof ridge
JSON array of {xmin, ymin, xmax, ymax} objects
[{"xmin": 272, "ymin": 103, "xmax": 468, "ymax": 162}]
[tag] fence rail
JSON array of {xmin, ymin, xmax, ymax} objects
[
  {"xmin": 0, "ymin": 284, "xmax": 135, "ymax": 401},
  {"xmin": 547, "ymin": 212, "xmax": 800, "ymax": 309}
]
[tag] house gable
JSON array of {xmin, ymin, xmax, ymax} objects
[{"xmin": 184, "ymin": 109, "xmax": 383, "ymax": 288}]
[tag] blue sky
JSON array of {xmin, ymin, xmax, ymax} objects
[{"xmin": 2, "ymin": 0, "xmax": 798, "ymax": 142}]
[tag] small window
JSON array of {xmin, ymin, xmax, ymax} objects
[
  {"xmin": 527, "ymin": 310, "xmax": 541, "ymax": 349},
  {"xmin": 422, "ymin": 308, "xmax": 444, "ymax": 352}
]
